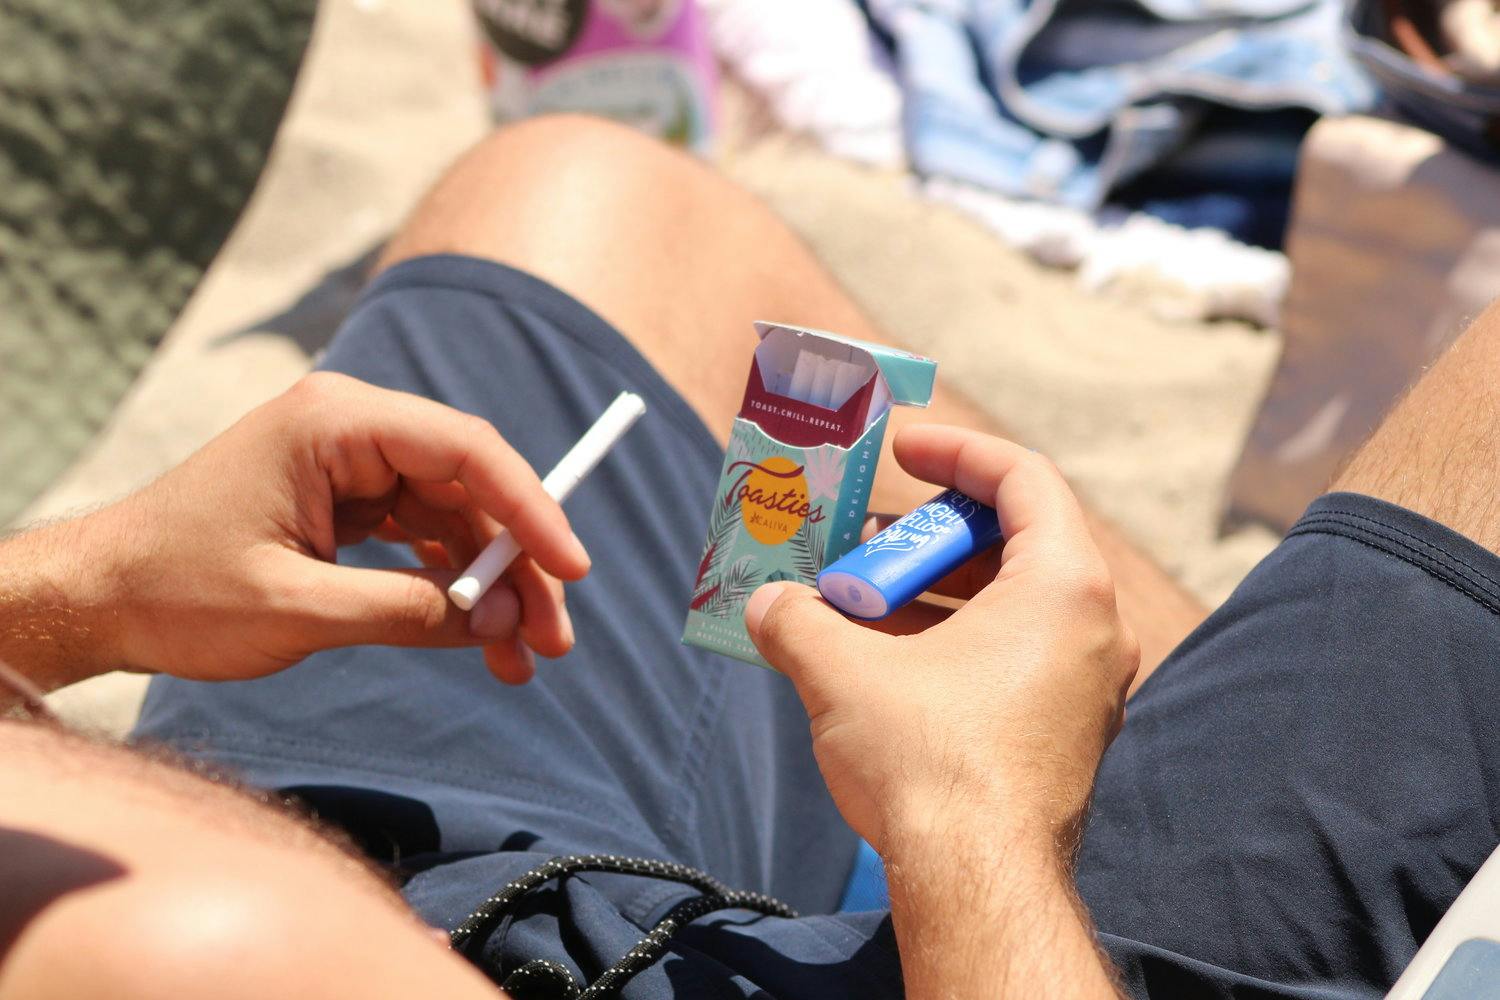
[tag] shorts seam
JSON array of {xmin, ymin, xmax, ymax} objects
[
  {"xmin": 1293, "ymin": 511, "xmax": 1500, "ymax": 606},
  {"xmin": 1287, "ymin": 524, "xmax": 1500, "ymax": 619},
  {"xmin": 1294, "ymin": 514, "xmax": 1489, "ymax": 592},
  {"xmin": 1307, "ymin": 506, "xmax": 1500, "ymax": 596},
  {"xmin": 659, "ymin": 660, "xmax": 729, "ymax": 865}
]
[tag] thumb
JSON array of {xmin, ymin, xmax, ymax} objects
[
  {"xmin": 745, "ymin": 582, "xmax": 872, "ymax": 698},
  {"xmin": 287, "ymin": 559, "xmax": 521, "ymax": 651}
]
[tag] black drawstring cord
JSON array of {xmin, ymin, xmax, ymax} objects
[
  {"xmin": 576, "ymin": 890, "xmax": 794, "ymax": 999},
  {"xmin": 449, "ymin": 854, "xmax": 797, "ymax": 1000},
  {"xmin": 450, "ymin": 854, "xmax": 739, "ymax": 947}
]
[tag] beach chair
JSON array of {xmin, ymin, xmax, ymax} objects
[{"xmin": 1388, "ymin": 844, "xmax": 1500, "ymax": 998}]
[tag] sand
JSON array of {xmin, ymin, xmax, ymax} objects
[{"xmin": 24, "ymin": 0, "xmax": 1282, "ymax": 731}]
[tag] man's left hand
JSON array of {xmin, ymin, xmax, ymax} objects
[{"xmin": 5, "ymin": 373, "xmax": 590, "ymax": 689}]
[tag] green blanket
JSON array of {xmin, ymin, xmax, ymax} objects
[{"xmin": 0, "ymin": 0, "xmax": 316, "ymax": 524}]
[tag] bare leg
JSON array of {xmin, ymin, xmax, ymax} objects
[
  {"xmin": 380, "ymin": 115, "xmax": 1206, "ymax": 683},
  {"xmin": 0, "ymin": 722, "xmax": 496, "ymax": 1000},
  {"xmin": 1336, "ymin": 299, "xmax": 1500, "ymax": 552}
]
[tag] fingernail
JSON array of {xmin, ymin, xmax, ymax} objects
[
  {"xmin": 744, "ymin": 582, "xmax": 794, "ymax": 638},
  {"xmin": 560, "ymin": 601, "xmax": 576, "ymax": 649},
  {"xmin": 469, "ymin": 586, "xmax": 519, "ymax": 638},
  {"xmin": 570, "ymin": 530, "xmax": 591, "ymax": 570}
]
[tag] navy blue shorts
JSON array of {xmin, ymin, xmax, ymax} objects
[{"xmin": 135, "ymin": 255, "xmax": 1500, "ymax": 999}]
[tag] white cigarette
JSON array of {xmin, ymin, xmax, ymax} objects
[
  {"xmin": 447, "ymin": 391, "xmax": 647, "ymax": 611},
  {"xmin": 811, "ymin": 355, "xmax": 837, "ymax": 408},
  {"xmin": 788, "ymin": 350, "xmax": 819, "ymax": 403},
  {"xmin": 829, "ymin": 360, "xmax": 864, "ymax": 410}
]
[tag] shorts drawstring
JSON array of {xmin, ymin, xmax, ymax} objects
[{"xmin": 450, "ymin": 854, "xmax": 797, "ymax": 999}]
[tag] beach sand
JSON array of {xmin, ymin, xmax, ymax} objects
[{"xmin": 26, "ymin": 0, "xmax": 1281, "ymax": 731}]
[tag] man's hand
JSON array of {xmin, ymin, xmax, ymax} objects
[
  {"xmin": 744, "ymin": 425, "xmax": 1138, "ymax": 999},
  {"xmin": 1, "ymin": 373, "xmax": 590, "ymax": 691}
]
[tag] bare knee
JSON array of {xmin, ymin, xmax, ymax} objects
[
  {"xmin": 468, "ymin": 112, "xmax": 698, "ymax": 204},
  {"xmin": 380, "ymin": 112, "xmax": 716, "ymax": 272},
  {"xmin": 481, "ymin": 112, "xmax": 682, "ymax": 174},
  {"xmin": 373, "ymin": 113, "xmax": 874, "ymax": 439}
]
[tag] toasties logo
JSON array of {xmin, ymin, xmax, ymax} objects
[{"xmin": 725, "ymin": 457, "xmax": 826, "ymax": 544}]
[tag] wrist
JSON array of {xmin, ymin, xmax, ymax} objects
[
  {"xmin": 886, "ymin": 800, "xmax": 1059, "ymax": 868},
  {"xmin": 0, "ymin": 506, "xmax": 137, "ymax": 690},
  {"xmin": 882, "ymin": 803, "xmax": 1122, "ymax": 1000},
  {"xmin": 881, "ymin": 779, "xmax": 1076, "ymax": 884}
]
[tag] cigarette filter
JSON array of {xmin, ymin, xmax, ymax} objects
[{"xmin": 817, "ymin": 488, "xmax": 1001, "ymax": 620}]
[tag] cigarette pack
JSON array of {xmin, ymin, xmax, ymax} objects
[{"xmin": 683, "ymin": 322, "xmax": 936, "ymax": 667}]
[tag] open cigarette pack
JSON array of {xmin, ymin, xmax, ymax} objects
[{"xmin": 683, "ymin": 322, "xmax": 936, "ymax": 667}]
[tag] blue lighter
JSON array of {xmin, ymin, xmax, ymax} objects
[{"xmin": 816, "ymin": 488, "xmax": 1002, "ymax": 620}]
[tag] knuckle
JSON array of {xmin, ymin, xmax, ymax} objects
[
  {"xmin": 255, "ymin": 570, "xmax": 332, "ymax": 648},
  {"xmin": 1018, "ymin": 448, "xmax": 1060, "ymax": 480},
  {"xmin": 288, "ymin": 371, "xmax": 348, "ymax": 406},
  {"xmin": 1063, "ymin": 564, "xmax": 1117, "ymax": 611},
  {"xmin": 1116, "ymin": 626, "xmax": 1143, "ymax": 680},
  {"xmin": 457, "ymin": 416, "xmax": 511, "ymax": 488},
  {"xmin": 1121, "ymin": 626, "xmax": 1142, "ymax": 667},
  {"xmin": 486, "ymin": 487, "xmax": 525, "ymax": 526},
  {"xmin": 762, "ymin": 592, "xmax": 819, "ymax": 647},
  {"xmin": 461, "ymin": 412, "xmax": 498, "ymax": 444},
  {"xmin": 250, "ymin": 557, "xmax": 309, "ymax": 617},
  {"xmin": 1084, "ymin": 571, "xmax": 1119, "ymax": 609},
  {"xmin": 397, "ymin": 575, "xmax": 448, "ymax": 635}
]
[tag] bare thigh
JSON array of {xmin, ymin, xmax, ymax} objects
[{"xmin": 1337, "ymin": 298, "xmax": 1500, "ymax": 555}]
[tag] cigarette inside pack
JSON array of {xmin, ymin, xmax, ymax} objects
[{"xmin": 683, "ymin": 322, "xmax": 936, "ymax": 667}]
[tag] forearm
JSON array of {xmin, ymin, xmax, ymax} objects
[
  {"xmin": 885, "ymin": 815, "xmax": 1124, "ymax": 1000},
  {"xmin": 0, "ymin": 511, "xmax": 127, "ymax": 696}
]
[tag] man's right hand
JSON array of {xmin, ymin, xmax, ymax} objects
[
  {"xmin": 745, "ymin": 424, "xmax": 1139, "ymax": 860},
  {"xmin": 744, "ymin": 425, "xmax": 1138, "ymax": 999}
]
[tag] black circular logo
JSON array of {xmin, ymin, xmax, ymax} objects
[{"xmin": 473, "ymin": 0, "xmax": 589, "ymax": 67}]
